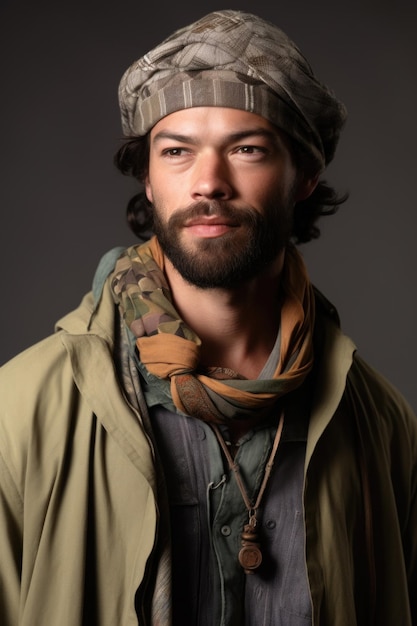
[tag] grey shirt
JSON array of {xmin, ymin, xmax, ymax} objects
[{"xmin": 150, "ymin": 391, "xmax": 312, "ymax": 626}]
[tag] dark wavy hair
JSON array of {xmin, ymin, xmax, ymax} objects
[{"xmin": 114, "ymin": 135, "xmax": 347, "ymax": 244}]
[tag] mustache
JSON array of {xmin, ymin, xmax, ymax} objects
[{"xmin": 166, "ymin": 200, "xmax": 260, "ymax": 227}]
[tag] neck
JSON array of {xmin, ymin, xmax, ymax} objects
[{"xmin": 164, "ymin": 252, "xmax": 285, "ymax": 378}]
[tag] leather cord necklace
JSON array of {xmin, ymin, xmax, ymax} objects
[{"xmin": 211, "ymin": 411, "xmax": 285, "ymax": 574}]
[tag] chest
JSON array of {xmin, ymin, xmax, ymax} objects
[{"xmin": 150, "ymin": 406, "xmax": 312, "ymax": 626}]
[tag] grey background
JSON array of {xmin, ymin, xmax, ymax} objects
[{"xmin": 1, "ymin": 0, "xmax": 416, "ymax": 411}]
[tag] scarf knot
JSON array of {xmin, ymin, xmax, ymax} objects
[{"xmin": 111, "ymin": 236, "xmax": 315, "ymax": 425}]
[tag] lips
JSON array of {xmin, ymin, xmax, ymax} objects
[
  {"xmin": 184, "ymin": 215, "xmax": 238, "ymax": 228},
  {"xmin": 184, "ymin": 218, "xmax": 239, "ymax": 238},
  {"xmin": 168, "ymin": 200, "xmax": 255, "ymax": 237}
]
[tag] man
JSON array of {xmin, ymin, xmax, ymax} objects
[{"xmin": 0, "ymin": 9, "xmax": 415, "ymax": 626}]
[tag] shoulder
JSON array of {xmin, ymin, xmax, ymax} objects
[
  {"xmin": 312, "ymin": 286, "xmax": 416, "ymax": 444},
  {"xmin": 0, "ymin": 288, "xmax": 116, "ymax": 478},
  {"xmin": 348, "ymin": 353, "xmax": 417, "ymax": 437},
  {"xmin": 0, "ymin": 330, "xmax": 73, "ymax": 399},
  {"xmin": 0, "ymin": 290, "xmax": 96, "ymax": 402},
  {"xmin": 0, "ymin": 331, "xmax": 83, "ymax": 495},
  {"xmin": 313, "ymin": 285, "xmax": 415, "ymax": 423}
]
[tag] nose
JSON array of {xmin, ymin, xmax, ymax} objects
[{"xmin": 190, "ymin": 151, "xmax": 234, "ymax": 201}]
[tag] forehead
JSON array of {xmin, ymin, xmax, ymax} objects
[{"xmin": 150, "ymin": 106, "xmax": 283, "ymax": 141}]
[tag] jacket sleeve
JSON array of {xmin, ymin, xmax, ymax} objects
[
  {"xmin": 349, "ymin": 354, "xmax": 417, "ymax": 624},
  {"xmin": 0, "ymin": 427, "xmax": 23, "ymax": 624},
  {"xmin": 405, "ymin": 410, "xmax": 417, "ymax": 625},
  {"xmin": 0, "ymin": 338, "xmax": 54, "ymax": 625}
]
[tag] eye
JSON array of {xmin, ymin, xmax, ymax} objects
[
  {"xmin": 162, "ymin": 147, "xmax": 190, "ymax": 157},
  {"xmin": 233, "ymin": 145, "xmax": 269, "ymax": 161},
  {"xmin": 239, "ymin": 146, "xmax": 262, "ymax": 153},
  {"xmin": 235, "ymin": 145, "xmax": 268, "ymax": 156}
]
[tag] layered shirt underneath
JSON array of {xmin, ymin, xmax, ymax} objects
[{"xmin": 135, "ymin": 330, "xmax": 313, "ymax": 625}]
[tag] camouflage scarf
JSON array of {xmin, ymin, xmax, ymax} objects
[{"xmin": 111, "ymin": 236, "xmax": 315, "ymax": 425}]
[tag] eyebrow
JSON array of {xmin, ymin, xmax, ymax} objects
[{"xmin": 152, "ymin": 127, "xmax": 279, "ymax": 145}]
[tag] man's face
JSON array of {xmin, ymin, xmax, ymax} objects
[{"xmin": 145, "ymin": 107, "xmax": 310, "ymax": 289}]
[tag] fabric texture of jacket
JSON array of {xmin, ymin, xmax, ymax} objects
[{"xmin": 0, "ymin": 265, "xmax": 416, "ymax": 625}]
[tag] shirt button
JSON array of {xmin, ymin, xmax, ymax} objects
[
  {"xmin": 221, "ymin": 525, "xmax": 232, "ymax": 536},
  {"xmin": 265, "ymin": 519, "xmax": 276, "ymax": 530}
]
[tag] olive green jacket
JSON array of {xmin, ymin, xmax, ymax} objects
[{"xmin": 0, "ymin": 280, "xmax": 416, "ymax": 625}]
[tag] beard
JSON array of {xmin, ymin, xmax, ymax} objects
[{"xmin": 151, "ymin": 197, "xmax": 294, "ymax": 289}]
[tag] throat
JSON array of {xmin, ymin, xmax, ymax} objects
[{"xmin": 201, "ymin": 329, "xmax": 280, "ymax": 381}]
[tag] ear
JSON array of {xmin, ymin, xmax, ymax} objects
[
  {"xmin": 294, "ymin": 172, "xmax": 320, "ymax": 202},
  {"xmin": 145, "ymin": 176, "xmax": 153, "ymax": 203}
]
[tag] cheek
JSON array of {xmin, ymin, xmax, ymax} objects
[
  {"xmin": 244, "ymin": 164, "xmax": 297, "ymax": 198},
  {"xmin": 258, "ymin": 172, "xmax": 296, "ymax": 206}
]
